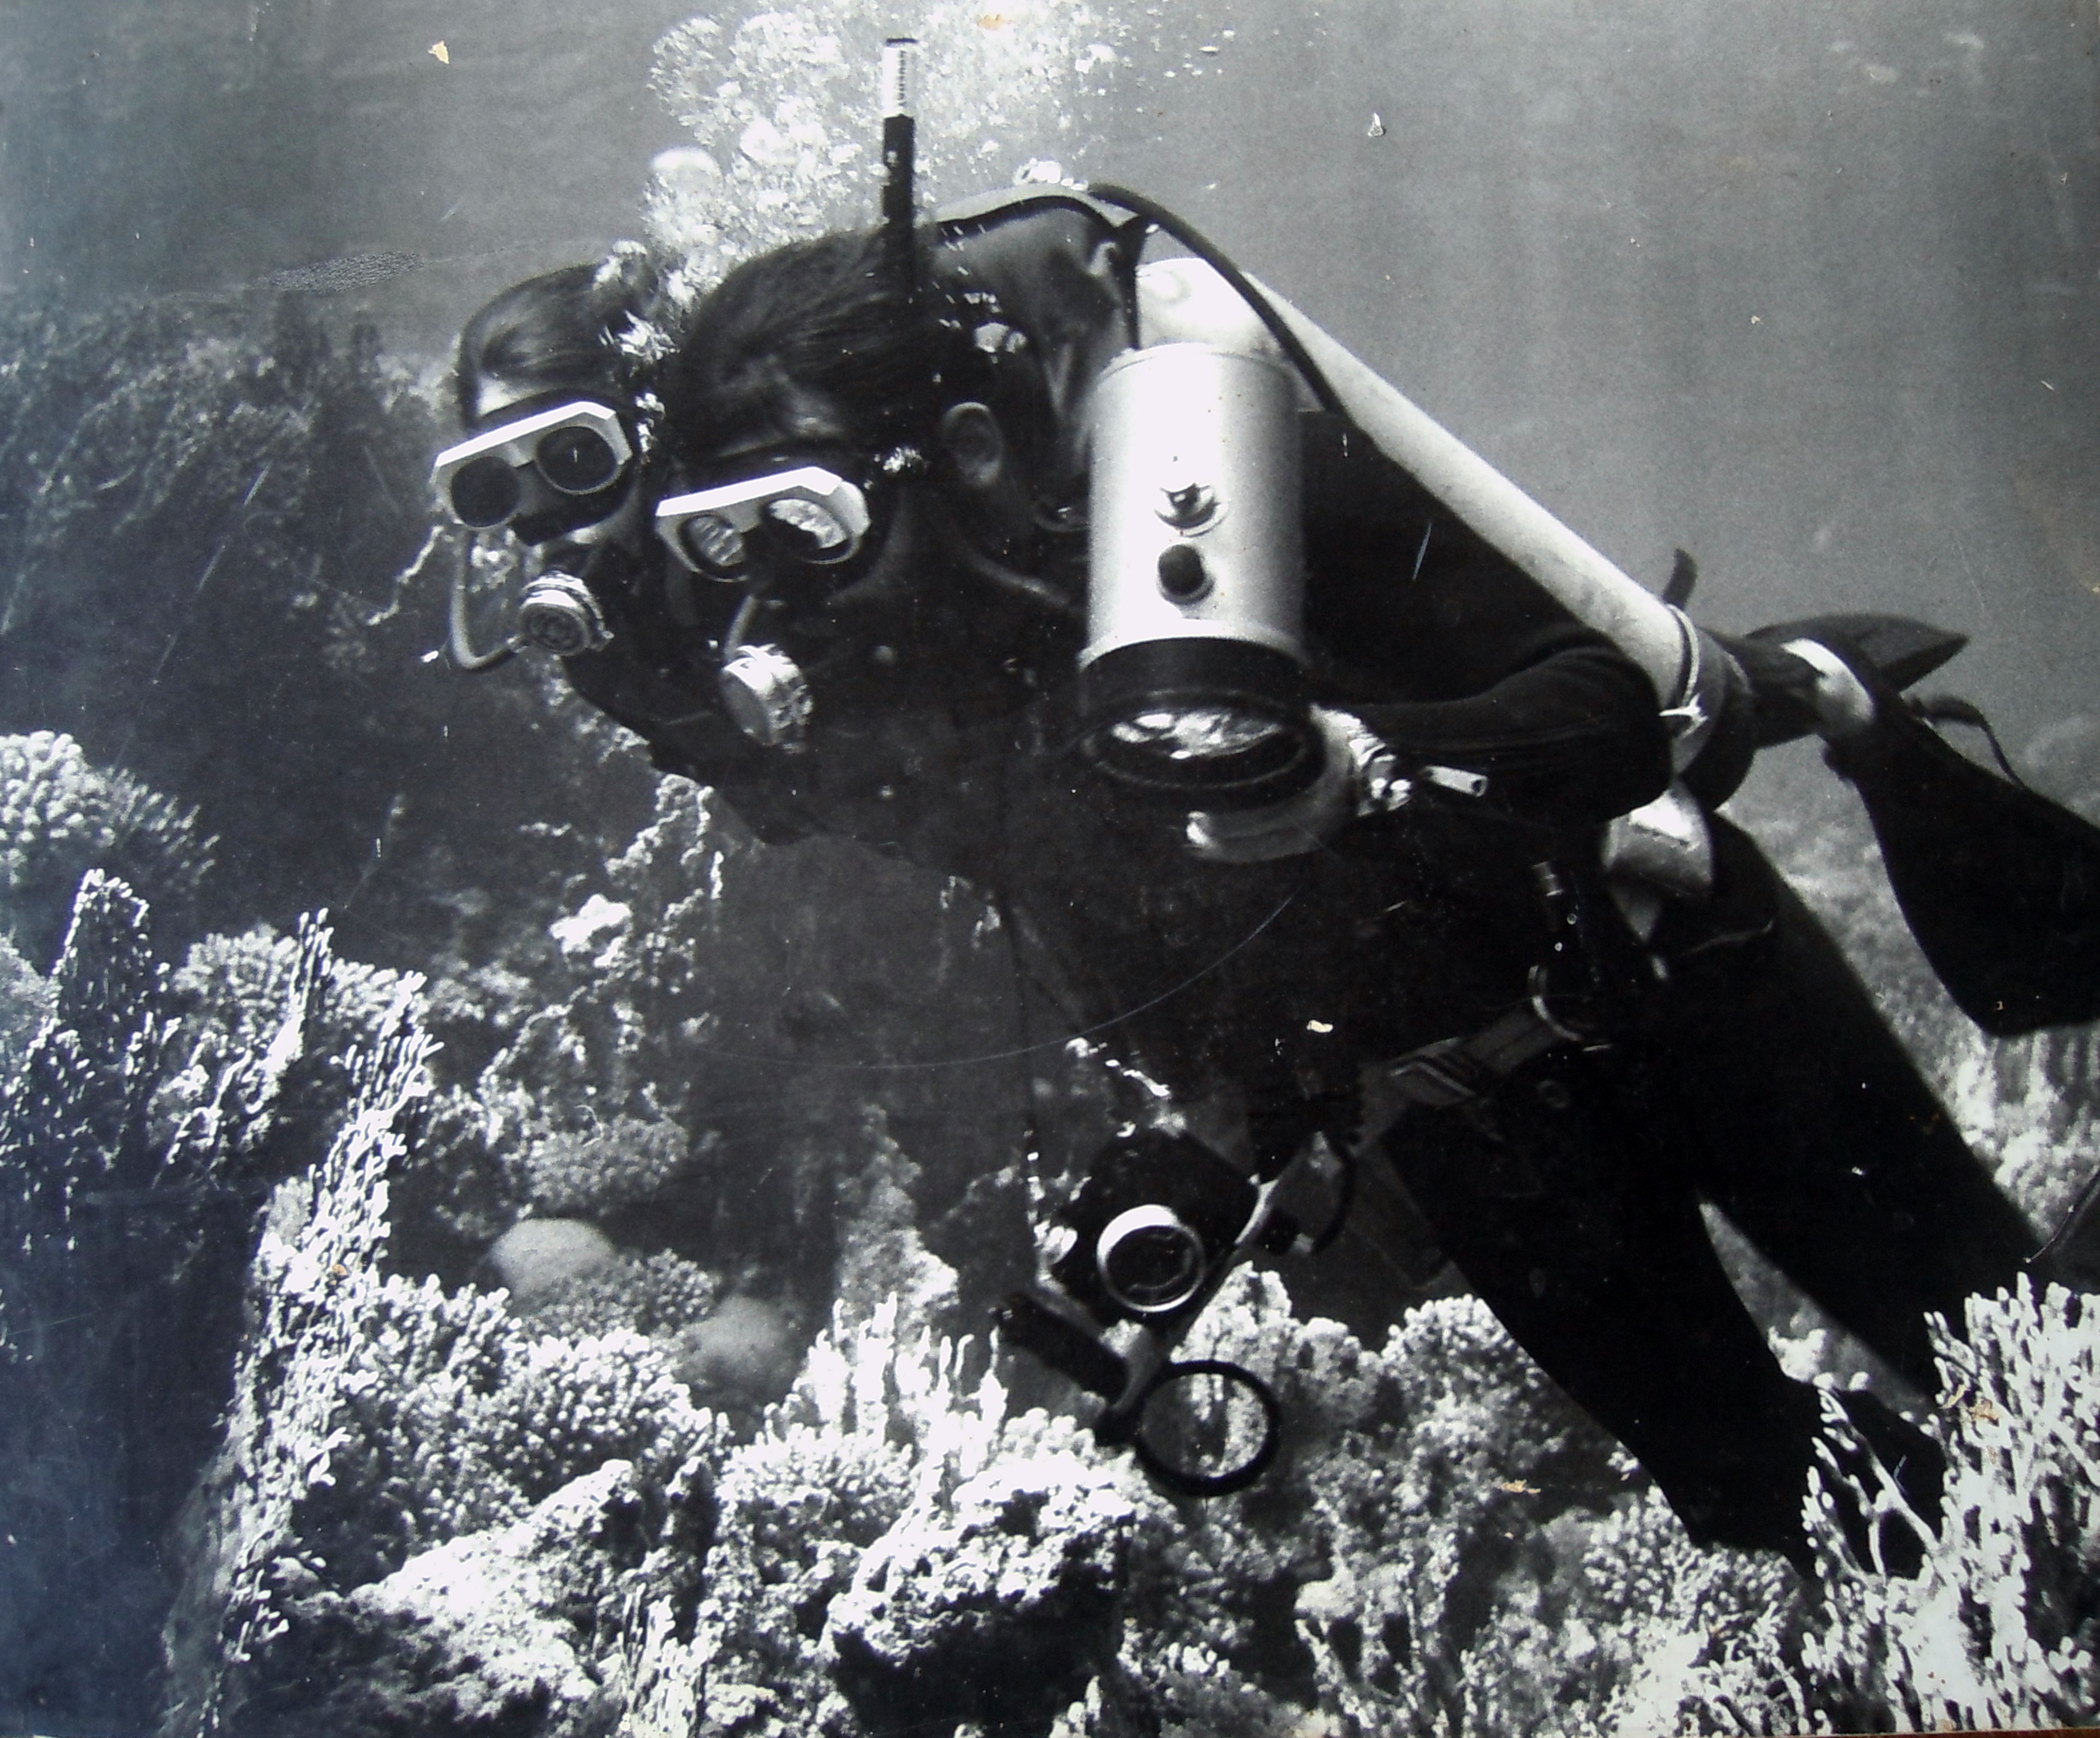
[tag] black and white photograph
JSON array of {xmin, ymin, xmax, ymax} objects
[{"xmin": 4, "ymin": 2, "xmax": 2099, "ymax": 1733}]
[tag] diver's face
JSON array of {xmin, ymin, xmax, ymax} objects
[
  {"xmin": 663, "ymin": 390, "xmax": 921, "ymax": 605},
  {"xmin": 443, "ymin": 380, "xmax": 642, "ymax": 550}
]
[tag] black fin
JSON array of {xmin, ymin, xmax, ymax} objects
[{"xmin": 1745, "ymin": 612, "xmax": 1968, "ymax": 691}]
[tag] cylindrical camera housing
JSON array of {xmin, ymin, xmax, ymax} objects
[{"xmin": 1078, "ymin": 343, "xmax": 1318, "ymax": 807}]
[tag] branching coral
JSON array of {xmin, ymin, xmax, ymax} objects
[
  {"xmin": 0, "ymin": 729, "xmax": 214, "ymax": 964},
  {"xmin": 149, "ymin": 918, "xmax": 424, "ymax": 1198},
  {"xmin": 828, "ymin": 1450, "xmax": 1138, "ymax": 1733},
  {"xmin": 0, "ymin": 927, "xmax": 53, "ymax": 1073},
  {"xmin": 163, "ymin": 979, "xmax": 725, "ymax": 1734},
  {"xmin": 1798, "ymin": 1280, "xmax": 2100, "ymax": 1733},
  {"xmin": 512, "ymin": 1114, "xmax": 700, "ymax": 1219},
  {"xmin": 0, "ymin": 876, "xmax": 419, "ymax": 1730},
  {"xmin": 525, "ymin": 1249, "xmax": 724, "ymax": 1345}
]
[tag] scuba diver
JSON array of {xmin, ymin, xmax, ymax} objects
[{"xmin": 430, "ymin": 67, "xmax": 2098, "ymax": 1566}]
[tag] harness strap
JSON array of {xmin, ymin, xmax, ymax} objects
[{"xmin": 1358, "ymin": 969, "xmax": 1596, "ymax": 1141}]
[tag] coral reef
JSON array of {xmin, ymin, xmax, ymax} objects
[
  {"xmin": 0, "ymin": 876, "xmax": 411, "ymax": 1731},
  {"xmin": 109, "ymin": 739, "xmax": 2099, "ymax": 1738},
  {"xmin": 0, "ymin": 824, "xmax": 2049, "ymax": 1738},
  {"xmin": 0, "ymin": 728, "xmax": 215, "ymax": 964},
  {"xmin": 0, "ymin": 289, "xmax": 657, "ymax": 986}
]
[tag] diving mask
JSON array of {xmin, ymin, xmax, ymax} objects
[
  {"xmin": 654, "ymin": 461, "xmax": 883, "ymax": 580},
  {"xmin": 431, "ymin": 400, "xmax": 635, "ymax": 532}
]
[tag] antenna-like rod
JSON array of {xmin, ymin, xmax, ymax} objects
[{"xmin": 880, "ymin": 37, "xmax": 919, "ymax": 304}]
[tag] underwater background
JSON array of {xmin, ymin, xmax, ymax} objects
[{"xmin": 2, "ymin": 1, "xmax": 2099, "ymax": 1733}]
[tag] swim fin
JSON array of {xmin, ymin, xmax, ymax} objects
[
  {"xmin": 1767, "ymin": 621, "xmax": 2100, "ymax": 1036},
  {"xmin": 1726, "ymin": 613, "xmax": 1970, "ymax": 748}
]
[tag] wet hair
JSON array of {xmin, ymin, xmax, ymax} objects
[
  {"xmin": 454, "ymin": 253, "xmax": 659, "ymax": 428},
  {"xmin": 661, "ymin": 228, "xmax": 936, "ymax": 462},
  {"xmin": 661, "ymin": 208, "xmax": 1136, "ymax": 506}
]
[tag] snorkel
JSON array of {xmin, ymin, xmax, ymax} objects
[{"xmin": 881, "ymin": 37, "xmax": 919, "ymax": 311}]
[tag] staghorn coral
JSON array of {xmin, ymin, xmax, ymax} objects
[
  {"xmin": 682, "ymin": 1292, "xmax": 1066, "ymax": 1736},
  {"xmin": 1455, "ymin": 1487, "xmax": 1811, "ymax": 1738},
  {"xmin": 540, "ymin": 1259, "xmax": 1728, "ymax": 1737},
  {"xmin": 0, "ymin": 728, "xmax": 215, "ymax": 964},
  {"xmin": 1091, "ymin": 1273, "xmax": 1630, "ymax": 1735}
]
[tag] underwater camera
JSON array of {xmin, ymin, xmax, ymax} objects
[
  {"xmin": 995, "ymin": 1129, "xmax": 1348, "ymax": 1497},
  {"xmin": 1075, "ymin": 344, "xmax": 1324, "ymax": 809}
]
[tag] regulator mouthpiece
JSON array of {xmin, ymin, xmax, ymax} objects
[
  {"xmin": 516, "ymin": 572, "xmax": 611, "ymax": 656},
  {"xmin": 1077, "ymin": 344, "xmax": 1321, "ymax": 807},
  {"xmin": 718, "ymin": 642, "xmax": 814, "ymax": 750}
]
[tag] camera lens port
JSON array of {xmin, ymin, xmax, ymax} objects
[{"xmin": 1097, "ymin": 1204, "xmax": 1208, "ymax": 1315}]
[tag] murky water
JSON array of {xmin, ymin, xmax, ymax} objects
[{"xmin": 6, "ymin": 0, "xmax": 2098, "ymax": 741}]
